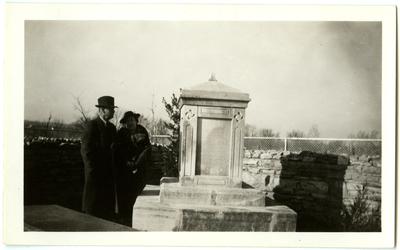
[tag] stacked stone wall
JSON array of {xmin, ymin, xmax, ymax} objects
[
  {"xmin": 242, "ymin": 150, "xmax": 285, "ymax": 197},
  {"xmin": 343, "ymin": 155, "xmax": 381, "ymax": 207},
  {"xmin": 24, "ymin": 143, "xmax": 164, "ymax": 212},
  {"xmin": 24, "ymin": 143, "xmax": 84, "ymax": 211},
  {"xmin": 242, "ymin": 149, "xmax": 381, "ymax": 231}
]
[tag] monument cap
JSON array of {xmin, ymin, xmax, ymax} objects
[{"xmin": 180, "ymin": 74, "xmax": 250, "ymax": 102}]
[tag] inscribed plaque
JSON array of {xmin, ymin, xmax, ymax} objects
[{"xmin": 196, "ymin": 118, "xmax": 231, "ymax": 176}]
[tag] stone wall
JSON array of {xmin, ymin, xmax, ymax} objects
[
  {"xmin": 242, "ymin": 149, "xmax": 381, "ymax": 231},
  {"xmin": 24, "ymin": 142, "xmax": 381, "ymax": 231},
  {"xmin": 242, "ymin": 150, "xmax": 286, "ymax": 197},
  {"xmin": 24, "ymin": 143, "xmax": 84, "ymax": 211},
  {"xmin": 24, "ymin": 143, "xmax": 164, "ymax": 212}
]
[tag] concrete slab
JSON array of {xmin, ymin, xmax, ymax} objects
[
  {"xmin": 132, "ymin": 195, "xmax": 179, "ymax": 231},
  {"xmin": 25, "ymin": 205, "xmax": 136, "ymax": 231},
  {"xmin": 160, "ymin": 177, "xmax": 179, "ymax": 184}
]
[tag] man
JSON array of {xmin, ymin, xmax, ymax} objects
[{"xmin": 80, "ymin": 96, "xmax": 117, "ymax": 221}]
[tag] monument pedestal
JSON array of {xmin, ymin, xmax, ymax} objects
[{"xmin": 132, "ymin": 185, "xmax": 297, "ymax": 231}]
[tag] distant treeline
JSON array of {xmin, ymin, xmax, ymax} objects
[
  {"xmin": 24, "ymin": 115, "xmax": 171, "ymax": 139},
  {"xmin": 25, "ymin": 118, "xmax": 380, "ymax": 140},
  {"xmin": 244, "ymin": 124, "xmax": 380, "ymax": 139}
]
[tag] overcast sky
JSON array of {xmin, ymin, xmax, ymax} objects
[{"xmin": 25, "ymin": 21, "xmax": 381, "ymax": 138}]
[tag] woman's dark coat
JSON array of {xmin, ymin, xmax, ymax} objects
[
  {"xmin": 114, "ymin": 124, "xmax": 151, "ymax": 221},
  {"xmin": 80, "ymin": 116, "xmax": 117, "ymax": 220}
]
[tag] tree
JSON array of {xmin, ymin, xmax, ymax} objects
[
  {"xmin": 149, "ymin": 92, "xmax": 157, "ymax": 135},
  {"xmin": 111, "ymin": 108, "xmax": 123, "ymax": 129},
  {"xmin": 162, "ymin": 93, "xmax": 180, "ymax": 137},
  {"xmin": 244, "ymin": 124, "xmax": 257, "ymax": 137},
  {"xmin": 287, "ymin": 130, "xmax": 305, "ymax": 138},
  {"xmin": 140, "ymin": 116, "xmax": 169, "ymax": 135},
  {"xmin": 45, "ymin": 112, "xmax": 52, "ymax": 136},
  {"xmin": 51, "ymin": 119, "xmax": 66, "ymax": 130},
  {"xmin": 161, "ymin": 93, "xmax": 180, "ymax": 177},
  {"xmin": 73, "ymin": 96, "xmax": 91, "ymax": 130},
  {"xmin": 348, "ymin": 130, "xmax": 381, "ymax": 139},
  {"xmin": 307, "ymin": 124, "xmax": 320, "ymax": 138},
  {"xmin": 152, "ymin": 118, "xmax": 169, "ymax": 135},
  {"xmin": 258, "ymin": 128, "xmax": 279, "ymax": 137}
]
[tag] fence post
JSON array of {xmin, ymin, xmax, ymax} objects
[{"xmin": 284, "ymin": 138, "xmax": 287, "ymax": 151}]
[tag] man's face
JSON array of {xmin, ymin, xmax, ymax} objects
[{"xmin": 100, "ymin": 107, "xmax": 115, "ymax": 121}]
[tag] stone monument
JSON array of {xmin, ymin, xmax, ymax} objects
[
  {"xmin": 132, "ymin": 75, "xmax": 296, "ymax": 231},
  {"xmin": 178, "ymin": 73, "xmax": 248, "ymax": 188}
]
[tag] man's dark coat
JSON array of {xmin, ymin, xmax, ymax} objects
[{"xmin": 80, "ymin": 116, "xmax": 117, "ymax": 220}]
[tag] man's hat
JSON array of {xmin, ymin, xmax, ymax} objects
[
  {"xmin": 95, "ymin": 96, "xmax": 118, "ymax": 108},
  {"xmin": 120, "ymin": 111, "xmax": 141, "ymax": 124}
]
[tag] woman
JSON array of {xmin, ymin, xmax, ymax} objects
[{"xmin": 114, "ymin": 111, "xmax": 152, "ymax": 226}]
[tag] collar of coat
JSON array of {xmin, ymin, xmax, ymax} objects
[
  {"xmin": 98, "ymin": 115, "xmax": 108, "ymax": 125},
  {"xmin": 96, "ymin": 116, "xmax": 113, "ymax": 129}
]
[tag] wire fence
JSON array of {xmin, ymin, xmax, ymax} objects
[
  {"xmin": 150, "ymin": 135, "xmax": 382, "ymax": 156},
  {"xmin": 290, "ymin": 138, "xmax": 381, "ymax": 156},
  {"xmin": 24, "ymin": 127, "xmax": 381, "ymax": 156}
]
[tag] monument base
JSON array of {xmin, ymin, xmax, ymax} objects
[
  {"xmin": 160, "ymin": 183, "xmax": 266, "ymax": 207},
  {"xmin": 132, "ymin": 185, "xmax": 297, "ymax": 231}
]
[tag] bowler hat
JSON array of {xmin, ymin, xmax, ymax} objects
[
  {"xmin": 120, "ymin": 111, "xmax": 140, "ymax": 124},
  {"xmin": 95, "ymin": 96, "xmax": 118, "ymax": 108}
]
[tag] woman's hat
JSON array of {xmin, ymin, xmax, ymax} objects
[
  {"xmin": 120, "ymin": 111, "xmax": 140, "ymax": 124},
  {"xmin": 95, "ymin": 96, "xmax": 118, "ymax": 108}
]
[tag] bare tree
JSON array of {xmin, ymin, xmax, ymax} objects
[
  {"xmin": 140, "ymin": 115, "xmax": 168, "ymax": 135},
  {"xmin": 307, "ymin": 124, "xmax": 320, "ymax": 138},
  {"xmin": 348, "ymin": 130, "xmax": 381, "ymax": 139},
  {"xmin": 287, "ymin": 130, "xmax": 305, "ymax": 138},
  {"xmin": 112, "ymin": 108, "xmax": 123, "ymax": 129},
  {"xmin": 52, "ymin": 119, "xmax": 65, "ymax": 130},
  {"xmin": 244, "ymin": 124, "xmax": 257, "ymax": 137},
  {"xmin": 73, "ymin": 96, "xmax": 91, "ymax": 129},
  {"xmin": 258, "ymin": 128, "xmax": 280, "ymax": 137},
  {"xmin": 45, "ymin": 112, "xmax": 52, "ymax": 137},
  {"xmin": 148, "ymin": 92, "xmax": 157, "ymax": 135}
]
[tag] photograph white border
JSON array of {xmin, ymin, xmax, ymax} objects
[{"xmin": 3, "ymin": 3, "xmax": 397, "ymax": 247}]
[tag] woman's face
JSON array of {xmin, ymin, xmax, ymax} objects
[{"xmin": 126, "ymin": 117, "xmax": 137, "ymax": 131}]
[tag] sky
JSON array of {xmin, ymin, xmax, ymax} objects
[{"xmin": 25, "ymin": 21, "xmax": 382, "ymax": 138}]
